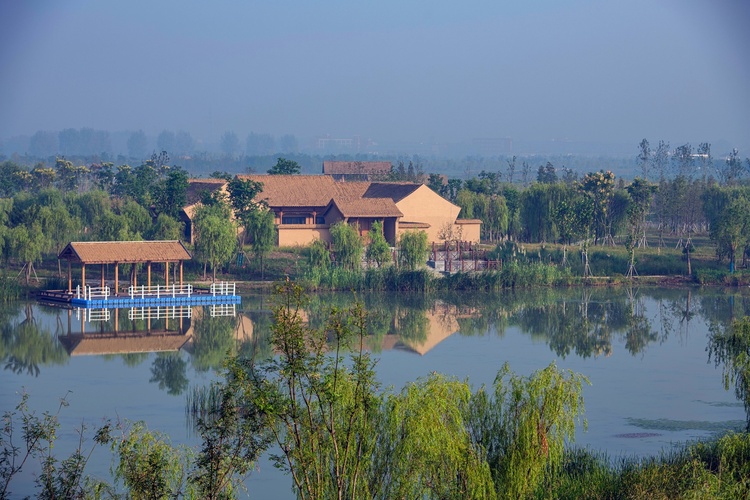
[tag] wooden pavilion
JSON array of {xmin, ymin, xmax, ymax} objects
[{"xmin": 57, "ymin": 241, "xmax": 192, "ymax": 295}]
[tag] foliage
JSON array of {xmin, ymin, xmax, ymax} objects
[
  {"xmin": 245, "ymin": 209, "xmax": 276, "ymax": 278},
  {"xmin": 193, "ymin": 203, "xmax": 237, "ymax": 281},
  {"xmin": 467, "ymin": 362, "xmax": 588, "ymax": 499},
  {"xmin": 110, "ymin": 421, "xmax": 192, "ymax": 499},
  {"xmin": 242, "ymin": 281, "xmax": 380, "ymax": 499},
  {"xmin": 398, "ymin": 230, "xmax": 428, "ymax": 270},
  {"xmin": 708, "ymin": 317, "xmax": 750, "ymax": 430},
  {"xmin": 267, "ymin": 157, "xmax": 301, "ymax": 175},
  {"xmin": 366, "ymin": 220, "xmax": 392, "ymax": 267},
  {"xmin": 0, "ymin": 391, "xmax": 110, "ymax": 499},
  {"xmin": 330, "ymin": 221, "xmax": 363, "ymax": 271},
  {"xmin": 372, "ymin": 374, "xmax": 494, "ymax": 499}
]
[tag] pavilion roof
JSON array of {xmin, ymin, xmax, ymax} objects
[{"xmin": 58, "ymin": 240, "xmax": 192, "ymax": 264}]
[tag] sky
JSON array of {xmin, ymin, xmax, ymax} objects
[{"xmin": 1, "ymin": 0, "xmax": 749, "ymax": 152}]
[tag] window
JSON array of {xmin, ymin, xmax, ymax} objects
[
  {"xmin": 282, "ymin": 216, "xmax": 306, "ymax": 225},
  {"xmin": 315, "ymin": 216, "xmax": 325, "ymax": 224}
]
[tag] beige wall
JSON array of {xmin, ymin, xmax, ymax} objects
[
  {"xmin": 396, "ymin": 185, "xmax": 475, "ymax": 243},
  {"xmin": 454, "ymin": 220, "xmax": 481, "ymax": 243},
  {"xmin": 277, "ymin": 226, "xmax": 332, "ymax": 247}
]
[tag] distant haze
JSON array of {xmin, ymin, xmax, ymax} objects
[{"xmin": 1, "ymin": 0, "xmax": 748, "ymax": 154}]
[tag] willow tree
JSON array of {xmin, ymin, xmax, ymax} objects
[
  {"xmin": 468, "ymin": 362, "xmax": 588, "ymax": 499},
  {"xmin": 330, "ymin": 222, "xmax": 363, "ymax": 271},
  {"xmin": 193, "ymin": 204, "xmax": 237, "ymax": 281},
  {"xmin": 398, "ymin": 230, "xmax": 428, "ymax": 270},
  {"xmin": 244, "ymin": 281, "xmax": 380, "ymax": 499},
  {"xmin": 371, "ymin": 374, "xmax": 494, "ymax": 499},
  {"xmin": 708, "ymin": 317, "xmax": 750, "ymax": 430},
  {"xmin": 366, "ymin": 220, "xmax": 391, "ymax": 267}
]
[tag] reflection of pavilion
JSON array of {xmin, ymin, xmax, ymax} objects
[{"xmin": 56, "ymin": 304, "xmax": 242, "ymax": 356}]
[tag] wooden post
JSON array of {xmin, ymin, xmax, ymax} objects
[
  {"xmin": 81, "ymin": 264, "xmax": 86, "ymax": 288},
  {"xmin": 132, "ymin": 263, "xmax": 137, "ymax": 288},
  {"xmin": 114, "ymin": 264, "xmax": 119, "ymax": 296},
  {"xmin": 165, "ymin": 262, "xmax": 169, "ymax": 287},
  {"xmin": 100, "ymin": 264, "xmax": 105, "ymax": 289},
  {"xmin": 67, "ymin": 260, "xmax": 72, "ymax": 293},
  {"xmin": 179, "ymin": 261, "xmax": 184, "ymax": 285},
  {"xmin": 147, "ymin": 262, "xmax": 152, "ymax": 289}
]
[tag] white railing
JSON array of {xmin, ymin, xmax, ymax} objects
[
  {"xmin": 76, "ymin": 285, "xmax": 110, "ymax": 301},
  {"xmin": 129, "ymin": 306, "xmax": 193, "ymax": 320},
  {"xmin": 210, "ymin": 304, "xmax": 236, "ymax": 317},
  {"xmin": 128, "ymin": 284, "xmax": 193, "ymax": 299},
  {"xmin": 210, "ymin": 282, "xmax": 236, "ymax": 296},
  {"xmin": 75, "ymin": 307, "xmax": 110, "ymax": 322}
]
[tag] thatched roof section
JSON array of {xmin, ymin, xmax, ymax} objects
[
  {"xmin": 58, "ymin": 241, "xmax": 191, "ymax": 264},
  {"xmin": 58, "ymin": 332, "xmax": 191, "ymax": 355}
]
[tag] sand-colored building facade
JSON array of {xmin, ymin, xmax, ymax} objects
[{"xmin": 183, "ymin": 175, "xmax": 480, "ymax": 247}]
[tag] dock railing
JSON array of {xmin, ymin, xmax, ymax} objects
[
  {"xmin": 128, "ymin": 284, "xmax": 193, "ymax": 299},
  {"xmin": 210, "ymin": 282, "xmax": 236, "ymax": 296},
  {"xmin": 76, "ymin": 285, "xmax": 111, "ymax": 301}
]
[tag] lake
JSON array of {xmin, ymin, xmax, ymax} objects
[{"xmin": 1, "ymin": 286, "xmax": 748, "ymax": 498}]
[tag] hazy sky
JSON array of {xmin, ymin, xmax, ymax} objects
[{"xmin": 1, "ymin": 0, "xmax": 749, "ymax": 150}]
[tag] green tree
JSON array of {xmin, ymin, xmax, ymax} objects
[
  {"xmin": 147, "ymin": 213, "xmax": 183, "ymax": 241},
  {"xmin": 330, "ymin": 222, "xmax": 363, "ymax": 271},
  {"xmin": 398, "ymin": 230, "xmax": 428, "ymax": 270},
  {"xmin": 267, "ymin": 157, "xmax": 302, "ymax": 175},
  {"xmin": 244, "ymin": 281, "xmax": 380, "ymax": 499},
  {"xmin": 708, "ymin": 317, "xmax": 750, "ymax": 430},
  {"xmin": 711, "ymin": 194, "xmax": 750, "ymax": 272},
  {"xmin": 580, "ymin": 170, "xmax": 615, "ymax": 245},
  {"xmin": 468, "ymin": 362, "xmax": 588, "ymax": 499},
  {"xmin": 193, "ymin": 204, "xmax": 237, "ymax": 281},
  {"xmin": 372, "ymin": 374, "xmax": 494, "ymax": 499},
  {"xmin": 366, "ymin": 220, "xmax": 392, "ymax": 267}
]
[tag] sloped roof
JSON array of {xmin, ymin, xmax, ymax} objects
[
  {"xmin": 323, "ymin": 161, "xmax": 391, "ymax": 175},
  {"xmin": 365, "ymin": 182, "xmax": 422, "ymax": 202},
  {"xmin": 185, "ymin": 178, "xmax": 227, "ymax": 205},
  {"xmin": 234, "ymin": 175, "xmax": 435, "ymax": 219},
  {"xmin": 329, "ymin": 197, "xmax": 404, "ymax": 218},
  {"xmin": 239, "ymin": 175, "xmax": 339, "ymax": 207},
  {"xmin": 58, "ymin": 241, "xmax": 192, "ymax": 264}
]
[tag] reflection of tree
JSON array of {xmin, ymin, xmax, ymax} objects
[
  {"xmin": 191, "ymin": 315, "xmax": 236, "ymax": 372},
  {"xmin": 622, "ymin": 289, "xmax": 659, "ymax": 356},
  {"xmin": 0, "ymin": 303, "xmax": 68, "ymax": 376},
  {"xmin": 150, "ymin": 352, "xmax": 188, "ymax": 395},
  {"xmin": 707, "ymin": 317, "xmax": 750, "ymax": 430},
  {"xmin": 121, "ymin": 352, "xmax": 149, "ymax": 367}
]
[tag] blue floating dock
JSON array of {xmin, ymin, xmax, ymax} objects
[
  {"xmin": 38, "ymin": 283, "xmax": 241, "ymax": 309},
  {"xmin": 70, "ymin": 294, "xmax": 241, "ymax": 309}
]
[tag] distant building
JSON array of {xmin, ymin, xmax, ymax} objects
[{"xmin": 322, "ymin": 160, "xmax": 392, "ymax": 181}]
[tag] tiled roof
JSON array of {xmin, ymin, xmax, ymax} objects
[
  {"xmin": 185, "ymin": 178, "xmax": 227, "ymax": 205},
  {"xmin": 323, "ymin": 161, "xmax": 392, "ymax": 175},
  {"xmin": 399, "ymin": 221, "xmax": 431, "ymax": 228},
  {"xmin": 239, "ymin": 175, "xmax": 340, "ymax": 207},
  {"xmin": 58, "ymin": 241, "xmax": 192, "ymax": 264},
  {"xmin": 235, "ymin": 175, "xmax": 430, "ymax": 218},
  {"xmin": 330, "ymin": 197, "xmax": 403, "ymax": 218},
  {"xmin": 365, "ymin": 182, "xmax": 422, "ymax": 202}
]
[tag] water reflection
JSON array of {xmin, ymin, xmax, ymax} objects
[{"xmin": 3, "ymin": 288, "xmax": 750, "ymax": 382}]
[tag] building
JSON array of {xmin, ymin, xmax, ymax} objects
[
  {"xmin": 211, "ymin": 175, "xmax": 480, "ymax": 246},
  {"xmin": 322, "ymin": 160, "xmax": 392, "ymax": 181}
]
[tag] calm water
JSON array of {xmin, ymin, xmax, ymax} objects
[{"xmin": 1, "ymin": 287, "xmax": 748, "ymax": 498}]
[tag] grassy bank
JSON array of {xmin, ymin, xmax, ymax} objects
[{"xmin": 545, "ymin": 432, "xmax": 750, "ymax": 499}]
